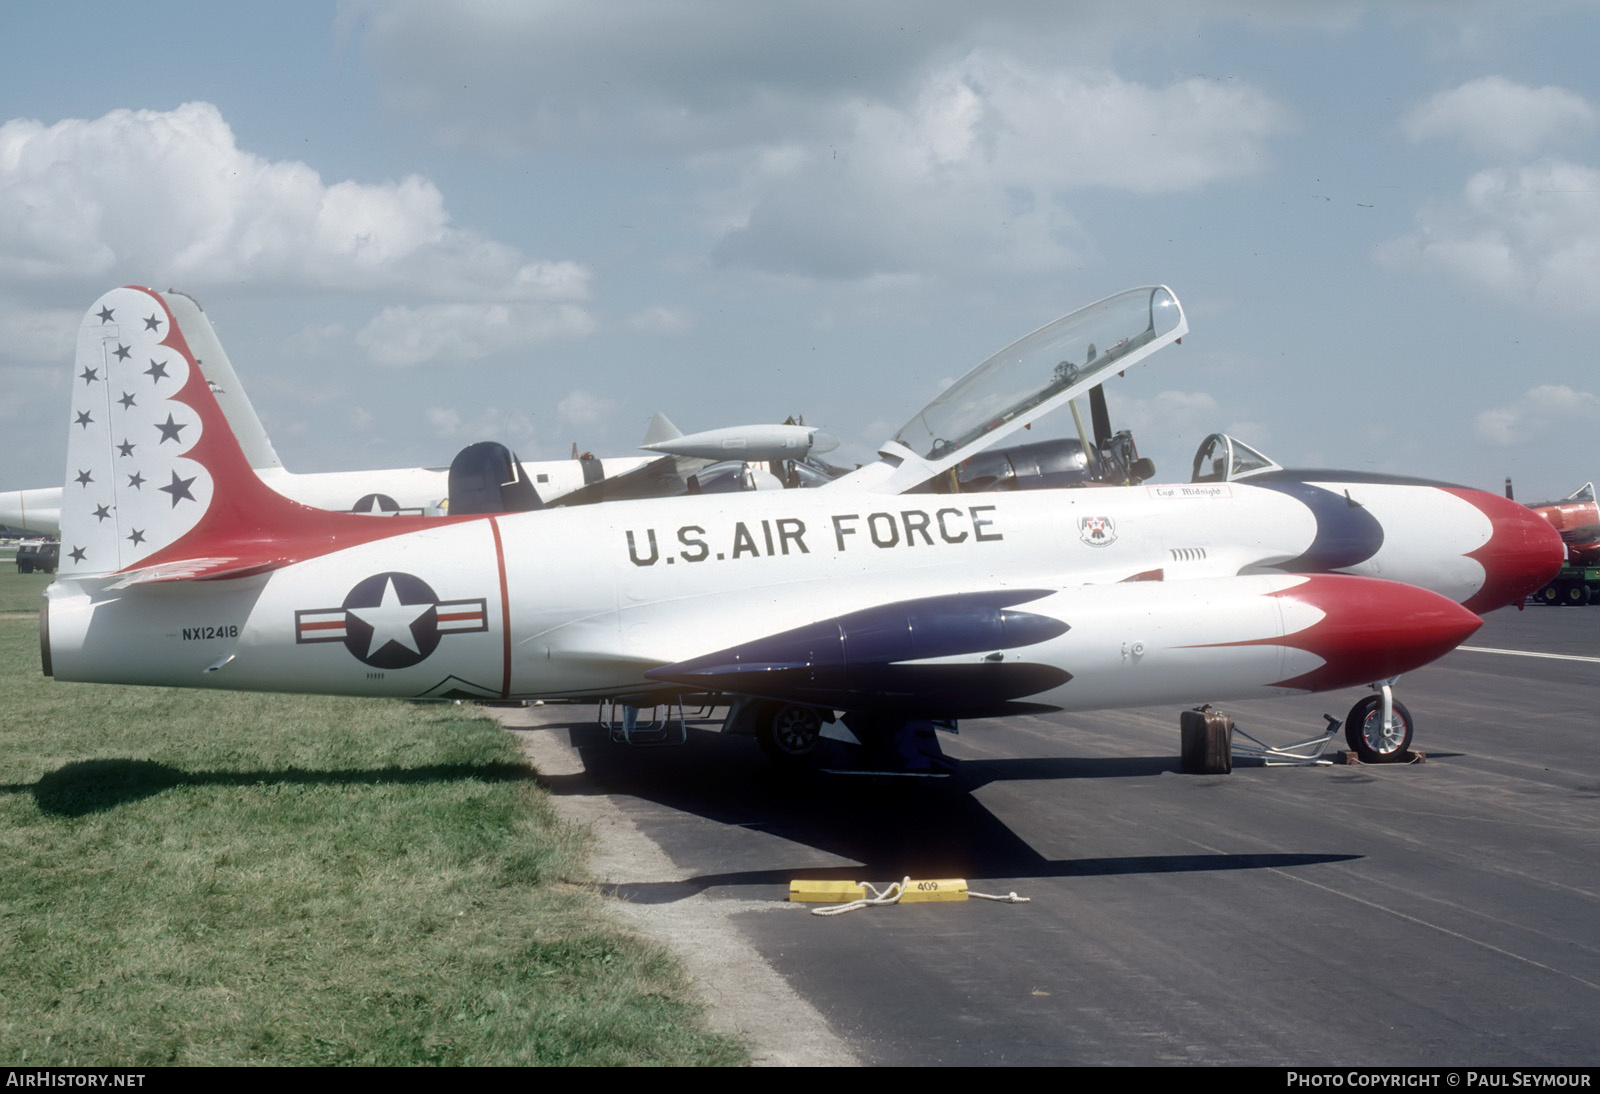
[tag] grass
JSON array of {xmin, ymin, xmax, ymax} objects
[
  {"xmin": 0, "ymin": 569, "xmax": 745, "ymax": 1066},
  {"xmin": 0, "ymin": 562, "xmax": 50, "ymax": 614}
]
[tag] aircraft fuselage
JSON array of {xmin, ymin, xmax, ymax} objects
[{"xmin": 44, "ymin": 475, "xmax": 1544, "ymax": 714}]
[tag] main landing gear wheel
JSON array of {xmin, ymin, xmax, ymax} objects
[
  {"xmin": 1344, "ymin": 695, "xmax": 1413, "ymax": 764},
  {"xmin": 757, "ymin": 703, "xmax": 825, "ymax": 768}
]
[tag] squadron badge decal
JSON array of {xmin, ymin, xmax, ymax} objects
[
  {"xmin": 295, "ymin": 571, "xmax": 488, "ymax": 669},
  {"xmin": 1078, "ymin": 515, "xmax": 1117, "ymax": 548}
]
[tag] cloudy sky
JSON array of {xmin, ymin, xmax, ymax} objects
[{"xmin": 2, "ymin": 1, "xmax": 1597, "ymax": 501}]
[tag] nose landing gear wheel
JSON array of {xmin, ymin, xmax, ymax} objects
[{"xmin": 1344, "ymin": 695, "xmax": 1413, "ymax": 764}]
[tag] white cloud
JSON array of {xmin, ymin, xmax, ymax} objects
[
  {"xmin": 0, "ymin": 102, "xmax": 591, "ymax": 304},
  {"xmin": 555, "ymin": 389, "xmax": 610, "ymax": 429},
  {"xmin": 425, "ymin": 407, "xmax": 463, "ymax": 437},
  {"xmin": 1378, "ymin": 159, "xmax": 1600, "ymax": 313},
  {"xmin": 1402, "ymin": 77, "xmax": 1596, "ymax": 159},
  {"xmin": 625, "ymin": 306, "xmax": 695, "ymax": 335},
  {"xmin": 348, "ymin": 1, "xmax": 1323, "ymax": 158},
  {"xmin": 284, "ymin": 322, "xmax": 351, "ymax": 360},
  {"xmin": 0, "ymin": 365, "xmax": 56, "ymax": 421},
  {"xmin": 355, "ymin": 302, "xmax": 596, "ymax": 367},
  {"xmin": 1114, "ymin": 389, "xmax": 1222, "ymax": 437},
  {"xmin": 350, "ymin": 6, "xmax": 1291, "ymax": 282},
  {"xmin": 710, "ymin": 53, "xmax": 1290, "ymax": 279},
  {"xmin": 1475, "ymin": 385, "xmax": 1600, "ymax": 446},
  {"xmin": 0, "ymin": 305, "xmax": 76, "ymax": 362},
  {"xmin": 422, "ymin": 406, "xmax": 543, "ymax": 461}
]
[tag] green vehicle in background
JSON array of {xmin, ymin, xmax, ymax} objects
[{"xmin": 14, "ymin": 540, "xmax": 57, "ymax": 574}]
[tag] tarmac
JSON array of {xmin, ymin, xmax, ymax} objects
[{"xmin": 500, "ymin": 605, "xmax": 1600, "ymax": 1066}]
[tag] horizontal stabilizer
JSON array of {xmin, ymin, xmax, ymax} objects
[{"xmin": 107, "ymin": 556, "xmax": 295, "ymax": 588}]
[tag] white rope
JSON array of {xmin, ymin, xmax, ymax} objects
[
  {"xmin": 969, "ymin": 889, "xmax": 1030, "ymax": 904},
  {"xmin": 811, "ymin": 877, "xmax": 909, "ymax": 916},
  {"xmin": 810, "ymin": 878, "xmax": 1030, "ymax": 916}
]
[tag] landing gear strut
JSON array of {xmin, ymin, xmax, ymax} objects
[{"xmin": 1179, "ymin": 683, "xmax": 1418, "ymax": 771}]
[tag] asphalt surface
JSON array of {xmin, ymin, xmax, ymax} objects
[{"xmin": 521, "ymin": 605, "xmax": 1600, "ymax": 1066}]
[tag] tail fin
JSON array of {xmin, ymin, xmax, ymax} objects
[
  {"xmin": 642, "ymin": 411, "xmax": 683, "ymax": 447},
  {"xmin": 160, "ymin": 290, "xmax": 283, "ymax": 471},
  {"xmin": 59, "ymin": 286, "xmax": 451, "ymax": 584}
]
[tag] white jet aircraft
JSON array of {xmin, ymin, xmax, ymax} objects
[{"xmin": 40, "ymin": 285, "xmax": 1562, "ymax": 773}]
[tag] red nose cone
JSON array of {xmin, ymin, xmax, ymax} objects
[
  {"xmin": 1445, "ymin": 489, "xmax": 1568, "ymax": 613},
  {"xmin": 1269, "ymin": 575, "xmax": 1482, "ymax": 692}
]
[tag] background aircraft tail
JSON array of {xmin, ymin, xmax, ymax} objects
[
  {"xmin": 642, "ymin": 411, "xmax": 683, "ymax": 446},
  {"xmin": 160, "ymin": 290, "xmax": 284, "ymax": 472}
]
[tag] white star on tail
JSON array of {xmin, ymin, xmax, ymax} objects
[{"xmin": 347, "ymin": 577, "xmax": 431, "ymax": 659}]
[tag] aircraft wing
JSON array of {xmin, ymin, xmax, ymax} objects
[{"xmin": 548, "ymin": 453, "xmax": 713, "ymax": 506}]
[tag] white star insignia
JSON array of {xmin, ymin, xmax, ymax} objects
[{"xmin": 347, "ymin": 577, "xmax": 431, "ymax": 660}]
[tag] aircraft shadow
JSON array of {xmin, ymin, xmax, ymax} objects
[
  {"xmin": 2, "ymin": 757, "xmax": 534, "ymax": 817},
  {"xmin": 525, "ymin": 723, "xmax": 1361, "ymax": 901}
]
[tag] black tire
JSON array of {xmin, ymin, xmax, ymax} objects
[
  {"xmin": 1344, "ymin": 695, "xmax": 1413, "ymax": 764},
  {"xmin": 1539, "ymin": 584, "xmax": 1560, "ymax": 605},
  {"xmin": 757, "ymin": 703, "xmax": 825, "ymax": 768},
  {"xmin": 1562, "ymin": 583, "xmax": 1590, "ymax": 606}
]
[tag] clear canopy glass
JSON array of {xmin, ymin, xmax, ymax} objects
[
  {"xmin": 892, "ymin": 287, "xmax": 1183, "ymax": 461},
  {"xmin": 1190, "ymin": 433, "xmax": 1282, "ymax": 483}
]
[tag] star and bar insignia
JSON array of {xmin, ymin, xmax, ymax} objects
[{"xmin": 295, "ymin": 572, "xmax": 488, "ymax": 670}]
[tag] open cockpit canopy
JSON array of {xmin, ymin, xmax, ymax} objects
[{"xmin": 842, "ymin": 286, "xmax": 1186, "ymax": 494}]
